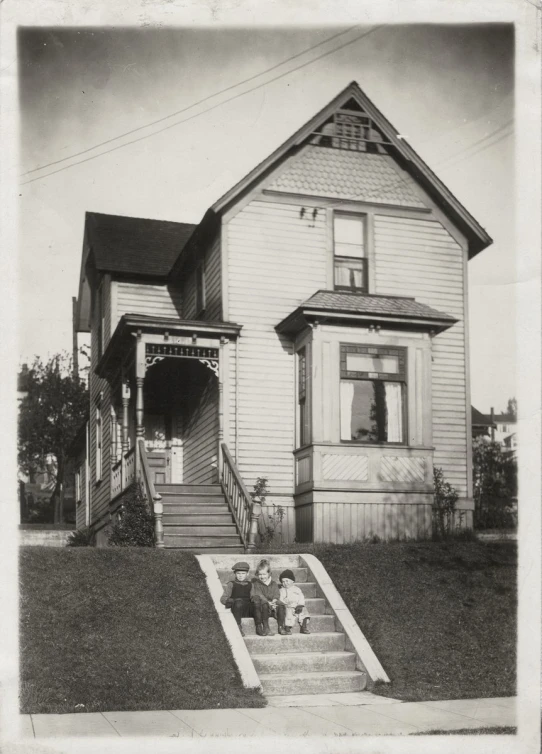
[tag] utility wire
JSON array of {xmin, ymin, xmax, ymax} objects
[
  {"xmin": 21, "ymin": 25, "xmax": 372, "ymax": 182},
  {"xmin": 436, "ymin": 120, "xmax": 513, "ymax": 168}
]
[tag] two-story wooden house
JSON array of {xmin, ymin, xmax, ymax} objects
[{"xmin": 72, "ymin": 81, "xmax": 491, "ymax": 550}]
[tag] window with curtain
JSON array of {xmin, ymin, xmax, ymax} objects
[
  {"xmin": 340, "ymin": 345, "xmax": 406, "ymax": 444},
  {"xmin": 333, "ymin": 214, "xmax": 367, "ymax": 292}
]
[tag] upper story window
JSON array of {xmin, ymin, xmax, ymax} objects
[
  {"xmin": 340, "ymin": 344, "xmax": 406, "ymax": 444},
  {"xmin": 333, "ymin": 214, "xmax": 367, "ymax": 293},
  {"xmin": 196, "ymin": 263, "xmax": 206, "ymax": 316}
]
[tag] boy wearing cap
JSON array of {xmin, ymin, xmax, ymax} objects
[
  {"xmin": 220, "ymin": 561, "xmax": 253, "ymax": 636},
  {"xmin": 278, "ymin": 569, "xmax": 311, "ymax": 635}
]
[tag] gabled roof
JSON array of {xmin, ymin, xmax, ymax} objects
[
  {"xmin": 86, "ymin": 212, "xmax": 197, "ymax": 278},
  {"xmin": 277, "ymin": 290, "xmax": 457, "ymax": 337},
  {"xmin": 212, "ymin": 81, "xmax": 492, "ymax": 257},
  {"xmin": 471, "ymin": 406, "xmax": 495, "ymax": 427}
]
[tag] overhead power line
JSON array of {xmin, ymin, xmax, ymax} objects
[{"xmin": 21, "ymin": 25, "xmax": 381, "ymax": 185}]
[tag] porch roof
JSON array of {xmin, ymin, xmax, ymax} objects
[
  {"xmin": 96, "ymin": 314, "xmax": 242, "ymax": 379},
  {"xmin": 276, "ymin": 290, "xmax": 458, "ymax": 337}
]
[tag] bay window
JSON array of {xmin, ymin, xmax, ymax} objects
[
  {"xmin": 333, "ymin": 213, "xmax": 367, "ymax": 292},
  {"xmin": 340, "ymin": 344, "xmax": 406, "ymax": 443},
  {"xmin": 298, "ymin": 347, "xmax": 310, "ymax": 446}
]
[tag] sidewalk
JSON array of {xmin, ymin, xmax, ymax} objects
[{"xmin": 18, "ymin": 694, "xmax": 516, "ymax": 738}]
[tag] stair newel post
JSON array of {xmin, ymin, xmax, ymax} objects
[
  {"xmin": 154, "ymin": 498, "xmax": 165, "ymax": 548},
  {"xmin": 246, "ymin": 501, "xmax": 262, "ymax": 552}
]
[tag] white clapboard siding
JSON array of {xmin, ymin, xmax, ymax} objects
[
  {"xmin": 183, "ymin": 378, "xmax": 219, "ymax": 484},
  {"xmin": 182, "ymin": 234, "xmax": 221, "ymax": 321},
  {"xmin": 113, "ymin": 282, "xmax": 182, "ymax": 326},
  {"xmin": 374, "ymin": 214, "xmax": 468, "ymax": 495},
  {"xmin": 227, "ymin": 200, "xmax": 327, "ymax": 497}
]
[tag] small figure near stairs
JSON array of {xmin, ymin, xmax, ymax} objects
[
  {"xmin": 220, "ymin": 561, "xmax": 253, "ymax": 636},
  {"xmin": 251, "ymin": 559, "xmax": 282, "ymax": 636},
  {"xmin": 278, "ymin": 569, "xmax": 311, "ymax": 635}
]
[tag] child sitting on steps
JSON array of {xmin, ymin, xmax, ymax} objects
[
  {"xmin": 220, "ymin": 561, "xmax": 253, "ymax": 636},
  {"xmin": 278, "ymin": 569, "xmax": 311, "ymax": 635},
  {"xmin": 250, "ymin": 559, "xmax": 281, "ymax": 636}
]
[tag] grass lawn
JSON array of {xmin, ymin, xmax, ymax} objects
[
  {"xmin": 257, "ymin": 540, "xmax": 516, "ymax": 702},
  {"xmin": 20, "ymin": 547, "xmax": 266, "ymax": 714}
]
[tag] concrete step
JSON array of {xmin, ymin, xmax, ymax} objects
[
  {"xmin": 165, "ymin": 546, "xmax": 246, "ymax": 554},
  {"xmin": 156, "ymin": 484, "xmax": 222, "ymax": 494},
  {"xmin": 251, "ymin": 651, "xmax": 356, "ymax": 674},
  {"xmin": 163, "ymin": 514, "xmax": 233, "ymax": 525},
  {"xmin": 163, "ymin": 535, "xmax": 242, "ymax": 548},
  {"xmin": 242, "ymin": 614, "xmax": 336, "ymax": 635},
  {"xmin": 216, "ymin": 567, "xmax": 309, "ymax": 584},
  {"xmin": 259, "ymin": 670, "xmax": 366, "ymax": 696},
  {"xmin": 163, "ymin": 525, "xmax": 238, "ymax": 537},
  {"xmin": 305, "ymin": 598, "xmax": 326, "ymax": 615},
  {"xmin": 211, "ymin": 554, "xmax": 302, "ymax": 570},
  {"xmin": 163, "ymin": 504, "xmax": 230, "ymax": 515},
  {"xmin": 244, "ymin": 632, "xmax": 345, "ymax": 654}
]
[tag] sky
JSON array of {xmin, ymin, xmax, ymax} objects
[{"xmin": 16, "ymin": 24, "xmax": 515, "ymax": 413}]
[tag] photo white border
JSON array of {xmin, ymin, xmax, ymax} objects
[{"xmin": 1, "ymin": 1, "xmax": 539, "ymax": 752}]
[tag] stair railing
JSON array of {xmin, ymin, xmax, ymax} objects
[
  {"xmin": 138, "ymin": 438, "xmax": 164, "ymax": 548},
  {"xmin": 221, "ymin": 443, "xmax": 261, "ymax": 552}
]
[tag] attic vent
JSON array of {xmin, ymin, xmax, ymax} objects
[{"xmin": 310, "ymin": 108, "xmax": 392, "ymax": 154}]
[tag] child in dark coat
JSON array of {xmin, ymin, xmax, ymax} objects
[{"xmin": 220, "ymin": 561, "xmax": 253, "ymax": 636}]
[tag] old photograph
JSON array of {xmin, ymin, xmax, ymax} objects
[{"xmin": 2, "ymin": 4, "xmax": 540, "ymax": 752}]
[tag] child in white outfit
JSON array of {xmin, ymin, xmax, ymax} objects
[{"xmin": 278, "ymin": 569, "xmax": 310, "ymax": 635}]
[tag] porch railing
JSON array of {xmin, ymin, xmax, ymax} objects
[
  {"xmin": 111, "ymin": 447, "xmax": 136, "ymax": 500},
  {"xmin": 221, "ymin": 443, "xmax": 261, "ymax": 552},
  {"xmin": 138, "ymin": 439, "xmax": 164, "ymax": 548}
]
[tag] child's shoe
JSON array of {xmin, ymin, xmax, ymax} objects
[
  {"xmin": 300, "ymin": 618, "xmax": 311, "ymax": 634},
  {"xmin": 284, "ymin": 626, "xmax": 292, "ymax": 635},
  {"xmin": 256, "ymin": 623, "xmax": 265, "ymax": 636},
  {"xmin": 278, "ymin": 625, "xmax": 288, "ymax": 635}
]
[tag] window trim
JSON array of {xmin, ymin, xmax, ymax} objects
[
  {"xmin": 195, "ymin": 262, "xmax": 206, "ymax": 316},
  {"xmin": 75, "ymin": 468, "xmax": 82, "ymax": 504},
  {"xmin": 339, "ymin": 343, "xmax": 408, "ymax": 446},
  {"xmin": 333, "ymin": 212, "xmax": 368, "ymax": 294},
  {"xmin": 95, "ymin": 404, "xmax": 103, "ymax": 483}
]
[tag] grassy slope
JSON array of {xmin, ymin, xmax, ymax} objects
[
  {"xmin": 20, "ymin": 547, "xmax": 265, "ymax": 714},
  {"xmin": 258, "ymin": 540, "xmax": 517, "ymax": 702}
]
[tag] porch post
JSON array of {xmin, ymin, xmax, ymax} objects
[
  {"xmin": 218, "ymin": 337, "xmax": 225, "ymax": 478},
  {"xmin": 121, "ymin": 380, "xmax": 130, "ymax": 489},
  {"xmin": 135, "ymin": 333, "xmax": 146, "ymax": 477}
]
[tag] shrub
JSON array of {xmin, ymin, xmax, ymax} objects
[
  {"xmin": 108, "ymin": 483, "xmax": 154, "ymax": 547},
  {"xmin": 66, "ymin": 526, "xmax": 95, "ymax": 547},
  {"xmin": 251, "ymin": 477, "xmax": 285, "ymax": 545},
  {"xmin": 432, "ymin": 467, "xmax": 459, "ymax": 539}
]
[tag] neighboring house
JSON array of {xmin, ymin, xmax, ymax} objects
[
  {"xmin": 72, "ymin": 81, "xmax": 492, "ymax": 548},
  {"xmin": 471, "ymin": 406, "xmax": 496, "ymax": 439}
]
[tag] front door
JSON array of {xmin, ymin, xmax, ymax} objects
[{"xmin": 144, "ymin": 413, "xmax": 171, "ymax": 485}]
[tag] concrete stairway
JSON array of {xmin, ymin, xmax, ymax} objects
[
  {"xmin": 216, "ymin": 555, "xmax": 367, "ymax": 697},
  {"xmin": 156, "ymin": 484, "xmax": 244, "ymax": 553}
]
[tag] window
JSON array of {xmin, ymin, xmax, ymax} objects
[
  {"xmin": 110, "ymin": 405, "xmax": 121, "ymax": 464},
  {"xmin": 95, "ymin": 405, "xmax": 102, "ymax": 482},
  {"xmin": 75, "ymin": 468, "xmax": 82, "ymax": 503},
  {"xmin": 298, "ymin": 348, "xmax": 310, "ymax": 446},
  {"xmin": 333, "ymin": 214, "xmax": 367, "ymax": 292},
  {"xmin": 196, "ymin": 263, "xmax": 206, "ymax": 315},
  {"xmin": 340, "ymin": 345, "xmax": 406, "ymax": 443}
]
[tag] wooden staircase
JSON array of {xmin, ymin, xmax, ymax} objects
[
  {"xmin": 216, "ymin": 555, "xmax": 368, "ymax": 697},
  {"xmin": 156, "ymin": 483, "xmax": 245, "ymax": 553}
]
